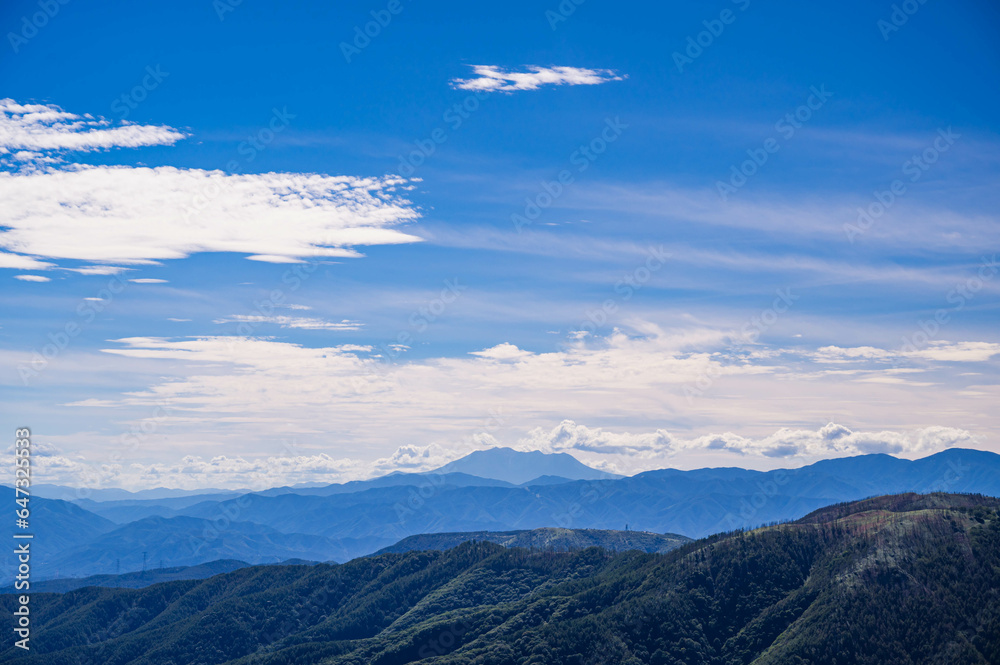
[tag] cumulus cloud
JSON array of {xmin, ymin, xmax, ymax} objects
[
  {"xmin": 469, "ymin": 342, "xmax": 534, "ymax": 361},
  {"xmin": 516, "ymin": 420, "xmax": 977, "ymax": 473},
  {"xmin": 813, "ymin": 346, "xmax": 896, "ymax": 363},
  {"xmin": 0, "ymin": 165, "xmax": 421, "ymax": 267},
  {"xmin": 0, "ymin": 98, "xmax": 185, "ymax": 158},
  {"xmin": 451, "ymin": 65, "xmax": 624, "ymax": 92},
  {"xmin": 214, "ymin": 315, "xmax": 363, "ymax": 331}
]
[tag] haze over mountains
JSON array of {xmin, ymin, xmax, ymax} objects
[{"xmin": 7, "ymin": 447, "xmax": 999, "ymax": 582}]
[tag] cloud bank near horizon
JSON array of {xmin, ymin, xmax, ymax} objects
[
  {"xmin": 15, "ymin": 319, "xmax": 994, "ymax": 489},
  {"xmin": 27, "ymin": 420, "xmax": 981, "ymax": 491}
]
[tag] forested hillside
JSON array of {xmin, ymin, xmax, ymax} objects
[{"xmin": 2, "ymin": 493, "xmax": 997, "ymax": 664}]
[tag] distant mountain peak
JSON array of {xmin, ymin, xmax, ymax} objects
[{"xmin": 433, "ymin": 446, "xmax": 619, "ymax": 485}]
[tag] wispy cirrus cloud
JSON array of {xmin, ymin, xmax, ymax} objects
[
  {"xmin": 213, "ymin": 315, "xmax": 363, "ymax": 331},
  {"xmin": 815, "ymin": 342, "xmax": 1000, "ymax": 364},
  {"xmin": 451, "ymin": 65, "xmax": 624, "ymax": 92}
]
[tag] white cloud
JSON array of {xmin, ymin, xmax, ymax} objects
[
  {"xmin": 0, "ymin": 99, "xmax": 185, "ymax": 163},
  {"xmin": 0, "ymin": 165, "xmax": 421, "ymax": 267},
  {"xmin": 65, "ymin": 265, "xmax": 130, "ymax": 276},
  {"xmin": 0, "ymin": 98, "xmax": 185, "ymax": 158},
  {"xmin": 469, "ymin": 342, "xmax": 534, "ymax": 361},
  {"xmin": 451, "ymin": 66, "xmax": 624, "ymax": 92},
  {"xmin": 907, "ymin": 341, "xmax": 1000, "ymax": 362},
  {"xmin": 129, "ymin": 278, "xmax": 168, "ymax": 284},
  {"xmin": 813, "ymin": 341, "xmax": 1000, "ymax": 365},
  {"xmin": 813, "ymin": 345, "xmax": 896, "ymax": 363},
  {"xmin": 0, "ymin": 253, "xmax": 54, "ymax": 270},
  {"xmin": 13, "ymin": 274, "xmax": 50, "ymax": 282},
  {"xmin": 214, "ymin": 315, "xmax": 363, "ymax": 331}
]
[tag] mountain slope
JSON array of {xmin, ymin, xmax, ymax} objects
[
  {"xmin": 253, "ymin": 471, "xmax": 515, "ymax": 497},
  {"xmin": 40, "ymin": 515, "xmax": 342, "ymax": 579},
  {"xmin": 3, "ymin": 493, "xmax": 997, "ymax": 665},
  {"xmin": 376, "ymin": 527, "xmax": 692, "ymax": 555},
  {"xmin": 1, "ymin": 492, "xmax": 116, "ymax": 582},
  {"xmin": 0, "ymin": 559, "xmax": 252, "ymax": 594}
]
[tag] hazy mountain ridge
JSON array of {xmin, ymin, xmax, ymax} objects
[
  {"xmin": 3, "ymin": 493, "xmax": 997, "ymax": 664},
  {"xmin": 376, "ymin": 527, "xmax": 692, "ymax": 555},
  {"xmin": 7, "ymin": 448, "xmax": 998, "ymax": 581},
  {"xmin": 0, "ymin": 559, "xmax": 253, "ymax": 594}
]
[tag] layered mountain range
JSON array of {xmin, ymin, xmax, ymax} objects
[{"xmin": 6, "ymin": 446, "xmax": 998, "ymax": 582}]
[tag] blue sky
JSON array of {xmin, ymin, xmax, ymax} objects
[{"xmin": 1, "ymin": 0, "xmax": 999, "ymax": 489}]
